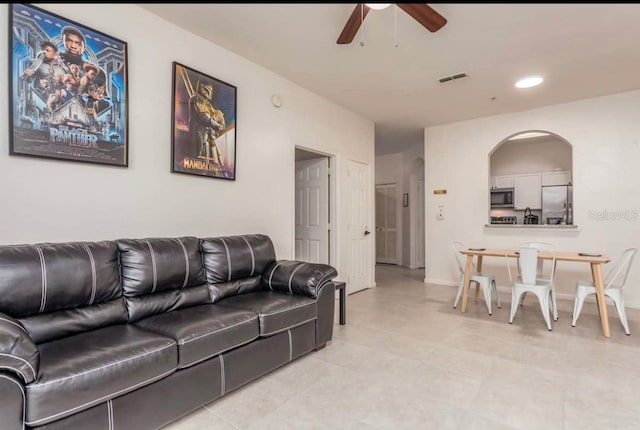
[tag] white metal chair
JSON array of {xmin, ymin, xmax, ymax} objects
[
  {"xmin": 572, "ymin": 248, "xmax": 637, "ymax": 335},
  {"xmin": 505, "ymin": 244, "xmax": 557, "ymax": 330},
  {"xmin": 452, "ymin": 241, "xmax": 501, "ymax": 315},
  {"xmin": 516, "ymin": 242, "xmax": 559, "ymax": 321}
]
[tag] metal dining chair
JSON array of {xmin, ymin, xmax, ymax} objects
[
  {"xmin": 572, "ymin": 248, "xmax": 637, "ymax": 335},
  {"xmin": 516, "ymin": 242, "xmax": 559, "ymax": 321},
  {"xmin": 452, "ymin": 241, "xmax": 501, "ymax": 315},
  {"xmin": 505, "ymin": 244, "xmax": 557, "ymax": 330}
]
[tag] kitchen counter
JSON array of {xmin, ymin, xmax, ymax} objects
[{"xmin": 485, "ymin": 224, "xmax": 579, "ymax": 230}]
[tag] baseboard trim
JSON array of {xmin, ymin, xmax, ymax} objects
[{"xmin": 424, "ymin": 278, "xmax": 458, "ymax": 287}]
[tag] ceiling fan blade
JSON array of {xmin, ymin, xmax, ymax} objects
[
  {"xmin": 396, "ymin": 4, "xmax": 447, "ymax": 33},
  {"xmin": 337, "ymin": 4, "xmax": 370, "ymax": 44}
]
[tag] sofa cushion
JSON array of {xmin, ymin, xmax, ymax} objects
[
  {"xmin": 25, "ymin": 325, "xmax": 177, "ymax": 427},
  {"xmin": 201, "ymin": 235, "xmax": 276, "ymax": 302},
  {"xmin": 117, "ymin": 237, "xmax": 209, "ymax": 322},
  {"xmin": 218, "ymin": 291, "xmax": 317, "ymax": 336},
  {"xmin": 21, "ymin": 299, "xmax": 128, "ymax": 345},
  {"xmin": 135, "ymin": 304, "xmax": 259, "ymax": 369},
  {"xmin": 205, "ymin": 275, "xmax": 262, "ymax": 304},
  {"xmin": 0, "ymin": 241, "xmax": 126, "ymax": 343}
]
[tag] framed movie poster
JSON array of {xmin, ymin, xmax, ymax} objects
[
  {"xmin": 172, "ymin": 62, "xmax": 237, "ymax": 180},
  {"xmin": 9, "ymin": 4, "xmax": 128, "ymax": 166}
]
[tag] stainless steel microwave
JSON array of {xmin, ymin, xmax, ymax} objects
[{"xmin": 490, "ymin": 188, "xmax": 514, "ymax": 208}]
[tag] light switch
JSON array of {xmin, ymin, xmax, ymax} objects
[{"xmin": 436, "ymin": 205, "xmax": 445, "ymax": 220}]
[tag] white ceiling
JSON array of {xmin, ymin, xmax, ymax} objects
[{"xmin": 141, "ymin": 3, "xmax": 640, "ymax": 136}]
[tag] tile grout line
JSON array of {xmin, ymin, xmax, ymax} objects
[{"xmin": 202, "ymin": 404, "xmax": 241, "ymax": 429}]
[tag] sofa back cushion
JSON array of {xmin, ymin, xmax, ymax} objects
[
  {"xmin": 0, "ymin": 241, "xmax": 126, "ymax": 343},
  {"xmin": 117, "ymin": 237, "xmax": 208, "ymax": 322},
  {"xmin": 201, "ymin": 234, "xmax": 276, "ymax": 302}
]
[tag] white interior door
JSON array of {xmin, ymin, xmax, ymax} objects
[
  {"xmin": 348, "ymin": 160, "xmax": 370, "ymax": 294},
  {"xmin": 295, "ymin": 157, "xmax": 328, "ymax": 264},
  {"xmin": 375, "ymin": 184, "xmax": 397, "ymax": 264}
]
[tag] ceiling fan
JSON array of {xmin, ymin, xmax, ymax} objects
[{"xmin": 337, "ymin": 3, "xmax": 447, "ymax": 44}]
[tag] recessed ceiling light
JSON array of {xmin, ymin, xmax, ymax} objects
[
  {"xmin": 515, "ymin": 76, "xmax": 544, "ymax": 89},
  {"xmin": 365, "ymin": 4, "xmax": 391, "ymax": 10}
]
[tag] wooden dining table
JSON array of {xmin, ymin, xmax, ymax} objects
[{"xmin": 459, "ymin": 248, "xmax": 612, "ymax": 337}]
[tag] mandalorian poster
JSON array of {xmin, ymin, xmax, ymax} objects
[{"xmin": 172, "ymin": 62, "xmax": 236, "ymax": 180}]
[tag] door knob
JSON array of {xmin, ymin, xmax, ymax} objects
[{"xmin": 364, "ymin": 230, "xmax": 371, "ymax": 236}]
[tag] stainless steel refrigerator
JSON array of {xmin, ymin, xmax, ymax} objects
[{"xmin": 542, "ymin": 185, "xmax": 573, "ymax": 225}]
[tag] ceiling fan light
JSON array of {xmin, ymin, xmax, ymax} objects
[
  {"xmin": 365, "ymin": 3, "xmax": 391, "ymax": 10},
  {"xmin": 515, "ymin": 76, "xmax": 544, "ymax": 89}
]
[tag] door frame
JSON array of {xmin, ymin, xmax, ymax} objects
[
  {"xmin": 409, "ymin": 175, "xmax": 425, "ymax": 269},
  {"xmin": 294, "ymin": 146, "xmax": 337, "ymax": 268},
  {"xmin": 375, "ymin": 183, "xmax": 400, "ymax": 265}
]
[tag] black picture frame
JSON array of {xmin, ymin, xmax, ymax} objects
[
  {"xmin": 9, "ymin": 4, "xmax": 129, "ymax": 167},
  {"xmin": 171, "ymin": 62, "xmax": 237, "ymax": 180}
]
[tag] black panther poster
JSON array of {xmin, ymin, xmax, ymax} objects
[{"xmin": 9, "ymin": 4, "xmax": 128, "ymax": 166}]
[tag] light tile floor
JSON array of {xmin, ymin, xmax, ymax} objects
[{"xmin": 165, "ymin": 265, "xmax": 640, "ymax": 429}]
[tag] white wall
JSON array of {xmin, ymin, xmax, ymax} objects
[
  {"xmin": 491, "ymin": 138, "xmax": 572, "ymax": 176},
  {"xmin": 375, "ymin": 153, "xmax": 403, "ymax": 185},
  {"xmin": 425, "ymin": 90, "xmax": 640, "ymax": 307},
  {"xmin": 0, "ymin": 4, "xmax": 375, "ymax": 287}
]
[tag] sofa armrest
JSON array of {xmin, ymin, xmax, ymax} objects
[
  {"xmin": 315, "ymin": 281, "xmax": 336, "ymax": 348},
  {"xmin": 0, "ymin": 313, "xmax": 39, "ymax": 384},
  {"xmin": 0, "ymin": 373, "xmax": 25, "ymax": 430},
  {"xmin": 262, "ymin": 260, "xmax": 338, "ymax": 298}
]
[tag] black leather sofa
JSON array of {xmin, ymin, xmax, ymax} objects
[{"xmin": 0, "ymin": 234, "xmax": 337, "ymax": 429}]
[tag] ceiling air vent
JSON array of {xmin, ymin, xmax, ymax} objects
[{"xmin": 438, "ymin": 72, "xmax": 468, "ymax": 84}]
